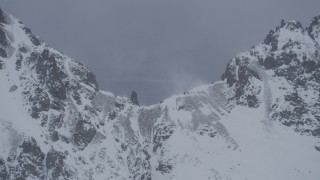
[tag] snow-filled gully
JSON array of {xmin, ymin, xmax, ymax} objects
[{"xmin": 248, "ymin": 61, "xmax": 273, "ymax": 128}]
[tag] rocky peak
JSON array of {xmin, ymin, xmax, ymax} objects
[
  {"xmin": 221, "ymin": 15, "xmax": 320, "ymax": 138},
  {"xmin": 0, "ymin": 8, "xmax": 7, "ymax": 24},
  {"xmin": 308, "ymin": 15, "xmax": 320, "ymax": 43},
  {"xmin": 282, "ymin": 20, "xmax": 303, "ymax": 31},
  {"xmin": 264, "ymin": 19, "xmax": 308, "ymax": 52},
  {"xmin": 130, "ymin": 91, "xmax": 139, "ymax": 106}
]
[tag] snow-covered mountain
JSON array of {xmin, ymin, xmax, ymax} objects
[{"xmin": 0, "ymin": 7, "xmax": 319, "ymax": 180}]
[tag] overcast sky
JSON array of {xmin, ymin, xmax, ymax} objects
[{"xmin": 1, "ymin": 0, "xmax": 320, "ymax": 105}]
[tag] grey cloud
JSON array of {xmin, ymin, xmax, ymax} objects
[{"xmin": 1, "ymin": 0, "xmax": 320, "ymax": 104}]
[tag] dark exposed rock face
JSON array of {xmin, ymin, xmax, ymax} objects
[
  {"xmin": 130, "ymin": 91, "xmax": 139, "ymax": 106},
  {"xmin": 221, "ymin": 63, "xmax": 237, "ymax": 87},
  {"xmin": 0, "ymin": 60, "xmax": 4, "ymax": 70},
  {"xmin": 15, "ymin": 53, "xmax": 23, "ymax": 71},
  {"xmin": 127, "ymin": 148, "xmax": 152, "ymax": 180},
  {"xmin": 74, "ymin": 119, "xmax": 97, "ymax": 150},
  {"xmin": 46, "ymin": 149, "xmax": 73, "ymax": 179},
  {"xmin": 7, "ymin": 137, "xmax": 45, "ymax": 180},
  {"xmin": 247, "ymin": 94, "xmax": 259, "ymax": 108},
  {"xmin": 156, "ymin": 162, "xmax": 173, "ymax": 175},
  {"xmin": 152, "ymin": 110, "xmax": 176, "ymax": 175},
  {"xmin": 27, "ymin": 87, "xmax": 50, "ymax": 119},
  {"xmin": 263, "ymin": 21, "xmax": 304, "ymax": 53},
  {"xmin": 50, "ymin": 131, "xmax": 60, "ymax": 142},
  {"xmin": 0, "ymin": 28, "xmax": 9, "ymax": 48},
  {"xmin": 70, "ymin": 62, "xmax": 99, "ymax": 91},
  {"xmin": 221, "ymin": 57, "xmax": 261, "ymax": 108},
  {"xmin": 22, "ymin": 27, "xmax": 42, "ymax": 46},
  {"xmin": 0, "ymin": 8, "xmax": 6, "ymax": 24},
  {"xmin": 35, "ymin": 49, "xmax": 67, "ymax": 100},
  {"xmin": 152, "ymin": 121, "xmax": 174, "ymax": 154},
  {"xmin": 0, "ymin": 49, "xmax": 6, "ymax": 58},
  {"xmin": 0, "ymin": 158, "xmax": 7, "ymax": 180},
  {"xmin": 0, "ymin": 21, "xmax": 9, "ymax": 59},
  {"xmin": 264, "ymin": 29, "xmax": 279, "ymax": 51},
  {"xmin": 312, "ymin": 127, "xmax": 320, "ymax": 137},
  {"xmin": 308, "ymin": 15, "xmax": 320, "ymax": 41},
  {"xmin": 272, "ymin": 92, "xmax": 309, "ymax": 127}
]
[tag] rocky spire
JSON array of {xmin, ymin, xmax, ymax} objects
[
  {"xmin": 0, "ymin": 8, "xmax": 6, "ymax": 24},
  {"xmin": 130, "ymin": 91, "xmax": 139, "ymax": 106}
]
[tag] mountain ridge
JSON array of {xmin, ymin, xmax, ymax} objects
[{"xmin": 0, "ymin": 7, "xmax": 319, "ymax": 180}]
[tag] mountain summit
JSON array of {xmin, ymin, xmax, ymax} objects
[{"xmin": 0, "ymin": 8, "xmax": 319, "ymax": 180}]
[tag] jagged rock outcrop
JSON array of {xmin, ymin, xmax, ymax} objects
[
  {"xmin": 221, "ymin": 18, "xmax": 320, "ymax": 135},
  {"xmin": 130, "ymin": 91, "xmax": 139, "ymax": 106},
  {"xmin": 6, "ymin": 137, "xmax": 45, "ymax": 180},
  {"xmin": 0, "ymin": 158, "xmax": 7, "ymax": 180}
]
